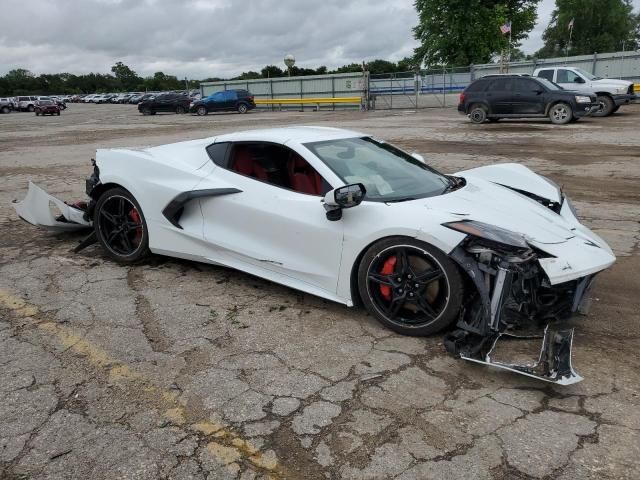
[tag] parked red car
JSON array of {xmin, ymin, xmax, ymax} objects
[{"xmin": 34, "ymin": 100, "xmax": 61, "ymax": 116}]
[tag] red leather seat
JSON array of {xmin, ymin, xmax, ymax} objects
[
  {"xmin": 288, "ymin": 154, "xmax": 322, "ymax": 195},
  {"xmin": 232, "ymin": 147, "xmax": 268, "ymax": 181}
]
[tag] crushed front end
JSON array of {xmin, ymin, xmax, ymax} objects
[{"xmin": 442, "ymin": 220, "xmax": 604, "ymax": 385}]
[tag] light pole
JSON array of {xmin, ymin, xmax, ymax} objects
[{"xmin": 284, "ymin": 54, "xmax": 295, "ymax": 77}]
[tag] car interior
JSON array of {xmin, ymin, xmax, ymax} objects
[{"xmin": 228, "ymin": 143, "xmax": 331, "ymax": 196}]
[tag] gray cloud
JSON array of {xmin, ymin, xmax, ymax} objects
[
  {"xmin": 0, "ymin": 0, "xmax": 418, "ymax": 78},
  {"xmin": 1, "ymin": 0, "xmax": 638, "ymax": 78}
]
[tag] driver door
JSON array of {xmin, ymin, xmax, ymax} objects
[{"xmin": 198, "ymin": 142, "xmax": 344, "ymax": 297}]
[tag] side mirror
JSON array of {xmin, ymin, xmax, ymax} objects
[
  {"xmin": 411, "ymin": 152, "xmax": 425, "ymax": 163},
  {"xmin": 323, "ymin": 183, "xmax": 366, "ymax": 221},
  {"xmin": 574, "ymin": 77, "xmax": 585, "ymax": 84},
  {"xmin": 533, "ymin": 88, "xmax": 543, "ymax": 94}
]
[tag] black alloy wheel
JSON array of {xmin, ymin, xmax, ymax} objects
[
  {"xmin": 469, "ymin": 105, "xmax": 487, "ymax": 124},
  {"xmin": 94, "ymin": 188, "xmax": 150, "ymax": 263},
  {"xmin": 358, "ymin": 238, "xmax": 463, "ymax": 336},
  {"xmin": 592, "ymin": 95, "xmax": 614, "ymax": 117}
]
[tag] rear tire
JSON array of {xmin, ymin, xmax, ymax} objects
[
  {"xmin": 237, "ymin": 103, "xmax": 248, "ymax": 114},
  {"xmin": 28, "ymin": 105, "xmax": 35, "ymax": 112},
  {"xmin": 469, "ymin": 105, "xmax": 487, "ymax": 124},
  {"xmin": 94, "ymin": 187, "xmax": 150, "ymax": 264},
  {"xmin": 592, "ymin": 95, "xmax": 614, "ymax": 117},
  {"xmin": 357, "ymin": 237, "xmax": 463, "ymax": 336},
  {"xmin": 176, "ymin": 105, "xmax": 186, "ymax": 114},
  {"xmin": 1, "ymin": 106, "xmax": 9, "ymax": 114},
  {"xmin": 611, "ymin": 105, "xmax": 620, "ymax": 114},
  {"xmin": 35, "ymin": 111, "xmax": 40, "ymax": 116},
  {"xmin": 141, "ymin": 106, "xmax": 151, "ymax": 115},
  {"xmin": 549, "ymin": 103, "xmax": 572, "ymax": 125}
]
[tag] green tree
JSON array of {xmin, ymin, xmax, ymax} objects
[
  {"xmin": 397, "ymin": 56, "xmax": 420, "ymax": 72},
  {"xmin": 111, "ymin": 61, "xmax": 142, "ymax": 91},
  {"xmin": 536, "ymin": 0, "xmax": 638, "ymax": 57},
  {"xmin": 413, "ymin": 0, "xmax": 541, "ymax": 66},
  {"xmin": 261, "ymin": 65, "xmax": 284, "ymax": 78}
]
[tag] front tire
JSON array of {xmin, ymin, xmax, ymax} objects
[
  {"xmin": 357, "ymin": 237, "xmax": 463, "ymax": 336},
  {"xmin": 196, "ymin": 105, "xmax": 208, "ymax": 116},
  {"xmin": 141, "ymin": 106, "xmax": 151, "ymax": 115},
  {"xmin": 28, "ymin": 105, "xmax": 35, "ymax": 112},
  {"xmin": 94, "ymin": 188, "xmax": 150, "ymax": 264},
  {"xmin": 549, "ymin": 103, "xmax": 572, "ymax": 125},
  {"xmin": 1, "ymin": 106, "xmax": 10, "ymax": 114},
  {"xmin": 469, "ymin": 105, "xmax": 487, "ymax": 124},
  {"xmin": 592, "ymin": 95, "xmax": 614, "ymax": 117}
]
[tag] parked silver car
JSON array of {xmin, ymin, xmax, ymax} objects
[{"xmin": 0, "ymin": 97, "xmax": 14, "ymax": 113}]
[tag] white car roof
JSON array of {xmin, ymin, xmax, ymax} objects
[{"xmin": 215, "ymin": 126, "xmax": 366, "ymax": 145}]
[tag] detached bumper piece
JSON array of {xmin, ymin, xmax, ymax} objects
[
  {"xmin": 13, "ymin": 182, "xmax": 92, "ymax": 231},
  {"xmin": 457, "ymin": 327, "xmax": 582, "ymax": 385},
  {"xmin": 446, "ymin": 243, "xmax": 592, "ymax": 385}
]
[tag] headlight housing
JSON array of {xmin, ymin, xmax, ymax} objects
[
  {"xmin": 443, "ymin": 220, "xmax": 529, "ymax": 249},
  {"xmin": 575, "ymin": 95, "xmax": 591, "ymax": 103}
]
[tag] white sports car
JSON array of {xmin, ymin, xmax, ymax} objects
[{"xmin": 14, "ymin": 126, "xmax": 616, "ymax": 384}]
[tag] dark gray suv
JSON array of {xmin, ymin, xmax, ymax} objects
[{"xmin": 458, "ymin": 75, "xmax": 599, "ymax": 125}]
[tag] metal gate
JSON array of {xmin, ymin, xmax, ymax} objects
[{"xmin": 369, "ymin": 67, "xmax": 471, "ymax": 110}]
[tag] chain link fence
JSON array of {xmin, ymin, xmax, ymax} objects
[{"xmin": 369, "ymin": 67, "xmax": 471, "ymax": 110}]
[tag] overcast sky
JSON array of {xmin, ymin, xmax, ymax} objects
[{"xmin": 1, "ymin": 0, "xmax": 638, "ymax": 79}]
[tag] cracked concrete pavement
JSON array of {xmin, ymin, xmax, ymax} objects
[{"xmin": 1, "ymin": 104, "xmax": 639, "ymax": 479}]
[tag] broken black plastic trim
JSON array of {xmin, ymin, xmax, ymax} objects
[{"xmin": 162, "ymin": 188, "xmax": 242, "ymax": 229}]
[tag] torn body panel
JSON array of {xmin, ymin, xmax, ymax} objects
[
  {"xmin": 445, "ymin": 240, "xmax": 591, "ymax": 385},
  {"xmin": 13, "ymin": 182, "xmax": 92, "ymax": 231}
]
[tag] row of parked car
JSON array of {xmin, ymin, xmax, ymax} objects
[
  {"xmin": 68, "ymin": 90, "xmax": 202, "ymax": 105},
  {"xmin": 458, "ymin": 66, "xmax": 636, "ymax": 125},
  {"xmin": 137, "ymin": 89, "xmax": 257, "ymax": 115},
  {"xmin": 0, "ymin": 96, "xmax": 67, "ymax": 113}
]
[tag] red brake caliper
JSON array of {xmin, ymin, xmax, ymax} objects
[
  {"xmin": 129, "ymin": 208, "xmax": 142, "ymax": 246},
  {"xmin": 379, "ymin": 255, "xmax": 397, "ymax": 301}
]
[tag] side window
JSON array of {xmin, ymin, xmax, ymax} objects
[
  {"xmin": 537, "ymin": 69, "xmax": 554, "ymax": 81},
  {"xmin": 489, "ymin": 78, "xmax": 512, "ymax": 91},
  {"xmin": 206, "ymin": 142, "xmax": 230, "ymax": 167},
  {"xmin": 465, "ymin": 80, "xmax": 488, "ymax": 92},
  {"xmin": 565, "ymin": 70, "xmax": 583, "ymax": 83},
  {"xmin": 226, "ymin": 143, "xmax": 331, "ymax": 196},
  {"xmin": 513, "ymin": 79, "xmax": 541, "ymax": 92},
  {"xmin": 227, "ymin": 91, "xmax": 238, "ymax": 100},
  {"xmin": 212, "ymin": 92, "xmax": 224, "ymax": 101},
  {"xmin": 556, "ymin": 69, "xmax": 571, "ymax": 83}
]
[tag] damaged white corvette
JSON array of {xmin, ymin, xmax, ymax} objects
[{"xmin": 14, "ymin": 127, "xmax": 615, "ymax": 384}]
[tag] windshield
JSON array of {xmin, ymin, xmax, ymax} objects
[
  {"xmin": 304, "ymin": 137, "xmax": 451, "ymax": 202},
  {"xmin": 573, "ymin": 67, "xmax": 601, "ymax": 80},
  {"xmin": 536, "ymin": 77, "xmax": 561, "ymax": 90}
]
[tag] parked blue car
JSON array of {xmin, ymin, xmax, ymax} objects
[{"xmin": 190, "ymin": 89, "xmax": 256, "ymax": 115}]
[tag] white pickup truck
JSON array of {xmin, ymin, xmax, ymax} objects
[{"xmin": 533, "ymin": 66, "xmax": 635, "ymax": 116}]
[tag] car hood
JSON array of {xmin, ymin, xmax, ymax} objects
[
  {"xmin": 423, "ymin": 177, "xmax": 574, "ymax": 244},
  {"xmin": 591, "ymin": 78, "xmax": 632, "ymax": 87}
]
